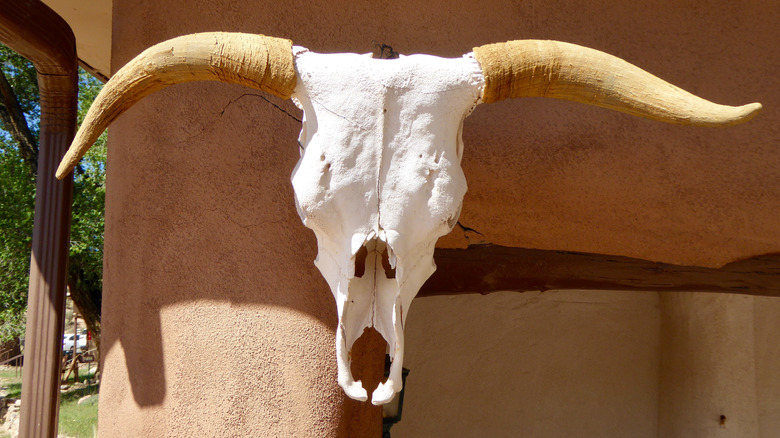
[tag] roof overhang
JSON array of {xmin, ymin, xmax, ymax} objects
[{"xmin": 41, "ymin": 0, "xmax": 111, "ymax": 80}]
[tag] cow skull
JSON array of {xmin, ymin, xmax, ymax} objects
[
  {"xmin": 56, "ymin": 32, "xmax": 761, "ymax": 405},
  {"xmin": 290, "ymin": 48, "xmax": 481, "ymax": 403}
]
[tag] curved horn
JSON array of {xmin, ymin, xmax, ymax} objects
[
  {"xmin": 473, "ymin": 40, "xmax": 761, "ymax": 127},
  {"xmin": 56, "ymin": 32, "xmax": 296, "ymax": 179}
]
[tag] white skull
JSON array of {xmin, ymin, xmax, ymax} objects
[{"xmin": 291, "ymin": 48, "xmax": 483, "ymax": 404}]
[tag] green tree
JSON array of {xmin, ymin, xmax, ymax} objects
[{"xmin": 0, "ymin": 44, "xmax": 105, "ymax": 347}]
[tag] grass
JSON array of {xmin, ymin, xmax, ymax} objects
[
  {"xmin": 59, "ymin": 390, "xmax": 97, "ymax": 438},
  {"xmin": 0, "ymin": 365, "xmax": 99, "ymax": 438},
  {"xmin": 0, "ymin": 368, "xmax": 22, "ymax": 399}
]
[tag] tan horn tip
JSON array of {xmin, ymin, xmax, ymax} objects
[
  {"xmin": 55, "ymin": 151, "xmax": 77, "ymax": 180},
  {"xmin": 731, "ymin": 102, "xmax": 762, "ymax": 125}
]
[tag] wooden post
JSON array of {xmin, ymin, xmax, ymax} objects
[
  {"xmin": 422, "ymin": 245, "xmax": 780, "ymax": 297},
  {"xmin": 0, "ymin": 1, "xmax": 77, "ymax": 437}
]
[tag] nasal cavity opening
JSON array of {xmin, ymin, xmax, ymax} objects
[
  {"xmin": 381, "ymin": 247, "xmax": 396, "ymax": 279},
  {"xmin": 353, "ymin": 240, "xmax": 396, "ymax": 279},
  {"xmin": 354, "ymin": 245, "xmax": 368, "ymax": 278}
]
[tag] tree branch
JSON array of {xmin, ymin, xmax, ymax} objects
[{"xmin": 0, "ymin": 69, "xmax": 37, "ymax": 173}]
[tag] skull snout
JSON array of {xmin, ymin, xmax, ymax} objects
[{"xmin": 335, "ymin": 231, "xmax": 406, "ymax": 404}]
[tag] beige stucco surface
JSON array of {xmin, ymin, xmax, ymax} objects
[
  {"xmin": 659, "ymin": 293, "xmax": 759, "ymax": 437},
  {"xmin": 397, "ymin": 290, "xmax": 660, "ymax": 437},
  {"xmin": 94, "ymin": 0, "xmax": 778, "ymax": 436},
  {"xmin": 398, "ymin": 292, "xmax": 780, "ymax": 438},
  {"xmin": 99, "ymin": 79, "xmax": 349, "ymax": 435}
]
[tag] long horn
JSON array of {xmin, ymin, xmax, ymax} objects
[
  {"xmin": 56, "ymin": 32, "xmax": 296, "ymax": 179},
  {"xmin": 473, "ymin": 40, "xmax": 761, "ymax": 126}
]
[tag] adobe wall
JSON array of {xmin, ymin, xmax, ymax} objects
[
  {"xmin": 397, "ymin": 293, "xmax": 780, "ymax": 438},
  {"xmin": 397, "ymin": 291, "xmax": 661, "ymax": 437},
  {"xmin": 101, "ymin": 0, "xmax": 778, "ymax": 436}
]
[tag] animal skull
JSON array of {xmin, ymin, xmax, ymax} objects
[
  {"xmin": 56, "ymin": 32, "xmax": 761, "ymax": 405},
  {"xmin": 291, "ymin": 48, "xmax": 481, "ymax": 403}
]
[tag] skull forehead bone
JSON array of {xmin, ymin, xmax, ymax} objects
[
  {"xmin": 291, "ymin": 49, "xmax": 483, "ymax": 403},
  {"xmin": 55, "ymin": 32, "xmax": 761, "ymax": 406}
]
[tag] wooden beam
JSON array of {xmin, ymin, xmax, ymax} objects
[
  {"xmin": 421, "ymin": 245, "xmax": 780, "ymax": 297},
  {"xmin": 0, "ymin": 1, "xmax": 77, "ymax": 437},
  {"xmin": 0, "ymin": 0, "xmax": 76, "ymax": 76}
]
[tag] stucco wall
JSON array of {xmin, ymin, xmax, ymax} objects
[
  {"xmin": 100, "ymin": 0, "xmax": 778, "ymax": 436},
  {"xmin": 99, "ymin": 79, "xmax": 349, "ymax": 434},
  {"xmin": 396, "ymin": 291, "xmax": 660, "ymax": 437},
  {"xmin": 755, "ymin": 297, "xmax": 780, "ymax": 434},
  {"xmin": 398, "ymin": 292, "xmax": 780, "ymax": 438}
]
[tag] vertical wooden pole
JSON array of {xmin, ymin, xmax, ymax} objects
[
  {"xmin": 19, "ymin": 72, "xmax": 76, "ymax": 438},
  {"xmin": 0, "ymin": 1, "xmax": 77, "ymax": 437}
]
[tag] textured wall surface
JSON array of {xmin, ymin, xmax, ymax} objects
[
  {"xmin": 100, "ymin": 0, "xmax": 778, "ymax": 436},
  {"xmin": 397, "ymin": 291, "xmax": 661, "ymax": 437},
  {"xmin": 103, "ymin": 2, "xmax": 348, "ymax": 435}
]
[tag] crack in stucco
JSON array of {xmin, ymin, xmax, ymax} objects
[
  {"xmin": 456, "ymin": 221, "xmax": 492, "ymax": 246},
  {"xmin": 221, "ymin": 93, "xmax": 302, "ymax": 123}
]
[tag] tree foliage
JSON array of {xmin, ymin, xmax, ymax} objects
[
  {"xmin": 0, "ymin": 137, "xmax": 34, "ymax": 340},
  {"xmin": 0, "ymin": 44, "xmax": 105, "ymax": 343}
]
